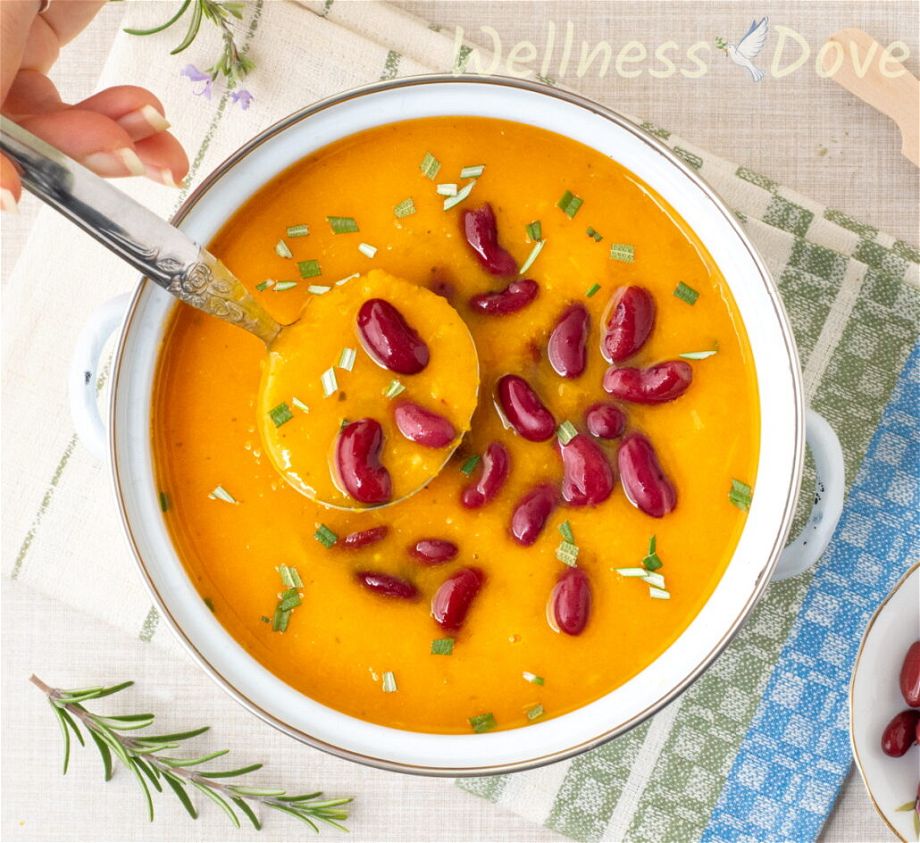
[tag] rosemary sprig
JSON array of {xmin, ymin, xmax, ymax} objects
[
  {"xmin": 125, "ymin": 1, "xmax": 254, "ymax": 82},
  {"xmin": 31, "ymin": 675, "xmax": 351, "ymax": 832}
]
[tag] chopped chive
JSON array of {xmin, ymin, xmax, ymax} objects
[
  {"xmin": 468, "ymin": 712, "xmax": 496, "ymax": 733},
  {"xmin": 649, "ymin": 587, "xmax": 671, "ymax": 600},
  {"xmin": 557, "ymin": 189, "xmax": 584, "ymax": 218},
  {"xmin": 526, "ymin": 220, "xmax": 542, "ymax": 241},
  {"xmin": 297, "ymin": 259, "xmax": 322, "ymax": 279},
  {"xmin": 382, "ymin": 379, "xmax": 405, "ymax": 399},
  {"xmin": 460, "ymin": 164, "xmax": 485, "ymax": 179},
  {"xmin": 642, "ymin": 534, "xmax": 663, "ymax": 571},
  {"xmin": 159, "ymin": 491, "xmax": 170, "ymax": 512},
  {"xmin": 394, "ymin": 197, "xmax": 416, "ymax": 218},
  {"xmin": 335, "ymin": 273, "xmax": 359, "ymax": 286},
  {"xmin": 326, "ymin": 216, "xmax": 359, "ymax": 234},
  {"xmin": 518, "ymin": 239, "xmax": 545, "ymax": 275},
  {"xmin": 526, "ymin": 704, "xmax": 544, "ymax": 721},
  {"xmin": 729, "ymin": 479, "xmax": 753, "ymax": 511},
  {"xmin": 208, "ymin": 485, "xmax": 237, "ymax": 504},
  {"xmin": 522, "ymin": 671, "xmax": 544, "ymax": 686},
  {"xmin": 286, "ymin": 224, "xmax": 309, "ymax": 238},
  {"xmin": 556, "ymin": 420, "xmax": 578, "ymax": 445},
  {"xmin": 275, "ymin": 239, "xmax": 293, "ymax": 259},
  {"xmin": 674, "ymin": 281, "xmax": 699, "ymax": 305},
  {"xmin": 431, "ymin": 637, "xmax": 455, "ymax": 655},
  {"xmin": 260, "ymin": 615, "xmax": 270, "ymax": 623},
  {"xmin": 273, "ymin": 281, "xmax": 298, "ymax": 291},
  {"xmin": 586, "ymin": 227, "xmax": 603, "ymax": 242},
  {"xmin": 615, "ymin": 567, "xmax": 648, "ymax": 577},
  {"xmin": 436, "ymin": 183, "xmax": 458, "ymax": 196},
  {"xmin": 272, "ymin": 606, "xmax": 290, "ymax": 632},
  {"xmin": 642, "ymin": 571, "xmax": 666, "ymax": 589},
  {"xmin": 558, "ymin": 520, "xmax": 575, "ymax": 544},
  {"xmin": 314, "ymin": 524, "xmax": 338, "ymax": 548},
  {"xmin": 307, "ymin": 284, "xmax": 332, "ymax": 295},
  {"xmin": 585, "ymin": 282, "xmax": 602, "ymax": 298},
  {"xmin": 679, "ymin": 350, "xmax": 717, "ymax": 360},
  {"xmin": 419, "ymin": 152, "xmax": 441, "ymax": 180},
  {"xmin": 555, "ymin": 541, "xmax": 579, "ymax": 567},
  {"xmin": 268, "ymin": 402, "xmax": 293, "ymax": 428},
  {"xmin": 443, "ymin": 180, "xmax": 476, "ymax": 211},
  {"xmin": 339, "ymin": 417, "xmax": 350, "ymax": 432},
  {"xmin": 381, "ymin": 671, "xmax": 398, "ymax": 693},
  {"xmin": 610, "ymin": 243, "xmax": 635, "ymax": 263},
  {"xmin": 291, "ymin": 396, "xmax": 309, "ymax": 413},
  {"xmin": 321, "ymin": 368, "xmax": 338, "ymax": 397},
  {"xmin": 278, "ymin": 588, "xmax": 302, "ymax": 612},
  {"xmin": 272, "ymin": 566, "xmax": 303, "ymax": 632},
  {"xmin": 337, "ymin": 347, "xmax": 357, "ymax": 371},
  {"xmin": 357, "ymin": 242, "xmax": 378, "ymax": 258},
  {"xmin": 277, "ymin": 564, "xmax": 303, "ymax": 588},
  {"xmin": 255, "ymin": 279, "xmax": 273, "ymax": 292},
  {"xmin": 459, "ymin": 454, "xmax": 481, "ymax": 476}
]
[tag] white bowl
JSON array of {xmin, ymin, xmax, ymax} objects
[{"xmin": 90, "ymin": 76, "xmax": 845, "ymax": 774}]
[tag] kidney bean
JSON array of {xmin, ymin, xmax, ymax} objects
[
  {"xmin": 469, "ymin": 279, "xmax": 539, "ymax": 316},
  {"xmin": 355, "ymin": 571, "xmax": 418, "ymax": 599},
  {"xmin": 342, "ymin": 526, "xmax": 389, "ymax": 549},
  {"xmin": 357, "ymin": 298, "xmax": 430, "ymax": 375},
  {"xmin": 461, "ymin": 442, "xmax": 510, "ymax": 508},
  {"xmin": 394, "ymin": 402, "xmax": 457, "ymax": 448},
  {"xmin": 618, "ymin": 433, "xmax": 676, "ymax": 518},
  {"xmin": 900, "ymin": 641, "xmax": 920, "ymax": 706},
  {"xmin": 462, "ymin": 203, "xmax": 517, "ymax": 276},
  {"xmin": 510, "ymin": 484, "xmax": 558, "ymax": 546},
  {"xmin": 496, "ymin": 374, "xmax": 556, "ymax": 442},
  {"xmin": 431, "ymin": 567, "xmax": 484, "ymax": 630},
  {"xmin": 547, "ymin": 567, "xmax": 591, "ymax": 636},
  {"xmin": 558, "ymin": 434, "xmax": 615, "ymax": 507},
  {"xmin": 585, "ymin": 403, "xmax": 626, "ymax": 439},
  {"xmin": 548, "ymin": 304, "xmax": 590, "ymax": 378},
  {"xmin": 603, "ymin": 360, "xmax": 693, "ymax": 404},
  {"xmin": 601, "ymin": 286, "xmax": 656, "ymax": 363},
  {"xmin": 335, "ymin": 418, "xmax": 392, "ymax": 505},
  {"xmin": 409, "ymin": 538, "xmax": 459, "ymax": 565},
  {"xmin": 881, "ymin": 710, "xmax": 920, "ymax": 757}
]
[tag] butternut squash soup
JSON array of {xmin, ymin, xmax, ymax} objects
[{"xmin": 153, "ymin": 117, "xmax": 759, "ymax": 734}]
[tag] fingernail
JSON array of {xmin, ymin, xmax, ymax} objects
[
  {"xmin": 0, "ymin": 188, "xmax": 19, "ymax": 214},
  {"xmin": 82, "ymin": 147, "xmax": 146, "ymax": 177},
  {"xmin": 116, "ymin": 104, "xmax": 170, "ymax": 136},
  {"xmin": 145, "ymin": 165, "xmax": 184, "ymax": 189}
]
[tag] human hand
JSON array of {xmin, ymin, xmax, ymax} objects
[{"xmin": 1, "ymin": 0, "xmax": 189, "ymax": 212}]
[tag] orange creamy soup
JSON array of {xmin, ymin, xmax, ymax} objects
[{"xmin": 153, "ymin": 117, "xmax": 759, "ymax": 734}]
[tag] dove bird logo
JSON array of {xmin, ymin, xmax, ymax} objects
[{"xmin": 716, "ymin": 17, "xmax": 769, "ymax": 81}]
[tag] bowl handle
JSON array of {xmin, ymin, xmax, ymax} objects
[
  {"xmin": 772, "ymin": 409, "xmax": 845, "ymax": 580},
  {"xmin": 68, "ymin": 294, "xmax": 131, "ymax": 461}
]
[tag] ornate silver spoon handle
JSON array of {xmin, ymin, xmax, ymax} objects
[{"xmin": 0, "ymin": 116, "xmax": 281, "ymax": 345}]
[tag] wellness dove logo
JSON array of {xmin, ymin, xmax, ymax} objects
[{"xmin": 716, "ymin": 17, "xmax": 769, "ymax": 81}]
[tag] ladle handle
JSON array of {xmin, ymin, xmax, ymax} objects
[{"xmin": 0, "ymin": 116, "xmax": 281, "ymax": 345}]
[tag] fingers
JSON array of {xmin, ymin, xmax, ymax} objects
[
  {"xmin": 77, "ymin": 86, "xmax": 169, "ymax": 141},
  {"xmin": 0, "ymin": 1, "xmax": 38, "ymax": 105},
  {"xmin": 134, "ymin": 132, "xmax": 190, "ymax": 187},
  {"xmin": 38, "ymin": 1, "xmax": 106, "ymax": 47},
  {"xmin": 1, "ymin": 156, "xmax": 22, "ymax": 212},
  {"xmin": 3, "ymin": 69, "xmax": 63, "ymax": 118}
]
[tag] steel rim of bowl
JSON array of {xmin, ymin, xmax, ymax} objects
[{"xmin": 109, "ymin": 73, "xmax": 806, "ymax": 776}]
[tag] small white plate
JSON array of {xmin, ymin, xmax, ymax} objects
[{"xmin": 850, "ymin": 562, "xmax": 920, "ymax": 842}]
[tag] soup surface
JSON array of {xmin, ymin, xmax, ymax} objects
[{"xmin": 153, "ymin": 116, "xmax": 759, "ymax": 734}]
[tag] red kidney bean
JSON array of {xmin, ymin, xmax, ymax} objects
[
  {"xmin": 462, "ymin": 203, "xmax": 517, "ymax": 276},
  {"xmin": 881, "ymin": 710, "xmax": 920, "ymax": 757},
  {"xmin": 585, "ymin": 403, "xmax": 626, "ymax": 439},
  {"xmin": 900, "ymin": 641, "xmax": 920, "ymax": 706},
  {"xmin": 618, "ymin": 433, "xmax": 676, "ymax": 518},
  {"xmin": 357, "ymin": 298, "xmax": 430, "ymax": 375},
  {"xmin": 548, "ymin": 304, "xmax": 590, "ymax": 378},
  {"xmin": 496, "ymin": 374, "xmax": 556, "ymax": 442},
  {"xmin": 409, "ymin": 538, "xmax": 459, "ymax": 565},
  {"xmin": 603, "ymin": 360, "xmax": 693, "ymax": 404},
  {"xmin": 469, "ymin": 279, "xmax": 539, "ymax": 315},
  {"xmin": 510, "ymin": 484, "xmax": 558, "ymax": 546},
  {"xmin": 548, "ymin": 568, "xmax": 591, "ymax": 636},
  {"xmin": 431, "ymin": 567, "xmax": 484, "ymax": 630},
  {"xmin": 394, "ymin": 402, "xmax": 457, "ymax": 448},
  {"xmin": 355, "ymin": 571, "xmax": 418, "ymax": 599},
  {"xmin": 601, "ymin": 286, "xmax": 656, "ymax": 363},
  {"xmin": 461, "ymin": 442, "xmax": 510, "ymax": 508},
  {"xmin": 559, "ymin": 434, "xmax": 615, "ymax": 507},
  {"xmin": 335, "ymin": 418, "xmax": 392, "ymax": 505},
  {"xmin": 342, "ymin": 526, "xmax": 389, "ymax": 549}
]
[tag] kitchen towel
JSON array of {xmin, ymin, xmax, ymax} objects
[{"xmin": 2, "ymin": 2, "xmax": 917, "ymax": 841}]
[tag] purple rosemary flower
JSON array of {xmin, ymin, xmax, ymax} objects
[
  {"xmin": 180, "ymin": 64, "xmax": 213, "ymax": 99},
  {"xmin": 229, "ymin": 89, "xmax": 254, "ymax": 110}
]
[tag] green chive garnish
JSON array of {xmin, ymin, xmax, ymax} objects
[
  {"xmin": 468, "ymin": 712, "xmax": 496, "ymax": 733},
  {"xmin": 443, "ymin": 180, "xmax": 475, "ymax": 211},
  {"xmin": 335, "ymin": 273, "xmax": 359, "ymax": 287},
  {"xmin": 382, "ymin": 671, "xmax": 398, "ymax": 693},
  {"xmin": 337, "ymin": 347, "xmax": 357, "ymax": 371},
  {"xmin": 321, "ymin": 368, "xmax": 338, "ymax": 397},
  {"xmin": 642, "ymin": 535, "xmax": 663, "ymax": 571},
  {"xmin": 314, "ymin": 524, "xmax": 338, "ymax": 548},
  {"xmin": 557, "ymin": 420, "xmax": 578, "ymax": 445},
  {"xmin": 382, "ymin": 379, "xmax": 405, "ymax": 399},
  {"xmin": 327, "ymin": 216, "xmax": 359, "ymax": 234},
  {"xmin": 679, "ymin": 350, "xmax": 717, "ymax": 360},
  {"xmin": 558, "ymin": 521, "xmax": 575, "ymax": 544},
  {"xmin": 273, "ymin": 281, "xmax": 298, "ymax": 291},
  {"xmin": 291, "ymin": 396, "xmax": 309, "ymax": 413},
  {"xmin": 610, "ymin": 243, "xmax": 635, "ymax": 263},
  {"xmin": 557, "ymin": 190, "xmax": 583, "ymax": 218},
  {"xmin": 278, "ymin": 588, "xmax": 302, "ymax": 612},
  {"xmin": 460, "ymin": 164, "xmax": 485, "ymax": 179},
  {"xmin": 459, "ymin": 454, "xmax": 480, "ymax": 476},
  {"xmin": 275, "ymin": 239, "xmax": 293, "ymax": 259},
  {"xmin": 526, "ymin": 220, "xmax": 542, "ymax": 241},
  {"xmin": 615, "ymin": 567, "xmax": 648, "ymax": 577},
  {"xmin": 297, "ymin": 259, "xmax": 322, "ymax": 279},
  {"xmin": 159, "ymin": 491, "xmax": 170, "ymax": 512},
  {"xmin": 260, "ymin": 615, "xmax": 270, "ymax": 623},
  {"xmin": 649, "ymin": 587, "xmax": 671, "ymax": 600},
  {"xmin": 674, "ymin": 281, "xmax": 699, "ymax": 305},
  {"xmin": 431, "ymin": 638, "xmax": 455, "ymax": 655},
  {"xmin": 518, "ymin": 239, "xmax": 545, "ymax": 275},
  {"xmin": 208, "ymin": 485, "xmax": 237, "ymax": 504},
  {"xmin": 272, "ymin": 566, "xmax": 303, "ymax": 632},
  {"xmin": 729, "ymin": 479, "xmax": 753, "ymax": 511},
  {"xmin": 522, "ymin": 671, "xmax": 544, "ymax": 686},
  {"xmin": 286, "ymin": 224, "xmax": 309, "ymax": 238},
  {"xmin": 586, "ymin": 227, "xmax": 603, "ymax": 242},
  {"xmin": 419, "ymin": 152, "xmax": 441, "ymax": 180},
  {"xmin": 394, "ymin": 197, "xmax": 416, "ymax": 218},
  {"xmin": 436, "ymin": 183, "xmax": 458, "ymax": 196},
  {"xmin": 307, "ymin": 284, "xmax": 331, "ymax": 295},
  {"xmin": 643, "ymin": 571, "xmax": 666, "ymax": 589},
  {"xmin": 268, "ymin": 402, "xmax": 293, "ymax": 428},
  {"xmin": 277, "ymin": 564, "xmax": 303, "ymax": 588},
  {"xmin": 357, "ymin": 242, "xmax": 377, "ymax": 258},
  {"xmin": 526, "ymin": 704, "xmax": 544, "ymax": 721},
  {"xmin": 255, "ymin": 279, "xmax": 273, "ymax": 291},
  {"xmin": 555, "ymin": 541, "xmax": 579, "ymax": 567},
  {"xmin": 585, "ymin": 283, "xmax": 602, "ymax": 298},
  {"xmin": 272, "ymin": 606, "xmax": 290, "ymax": 632}
]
